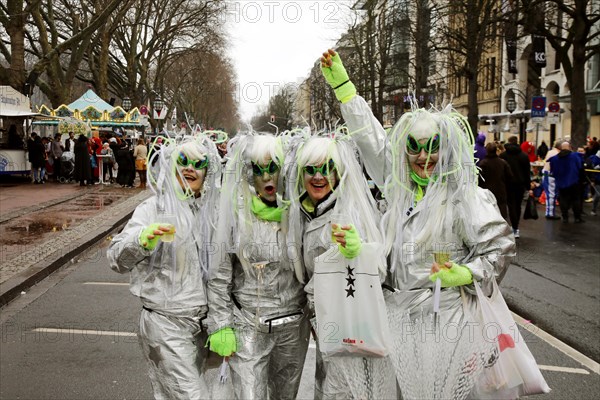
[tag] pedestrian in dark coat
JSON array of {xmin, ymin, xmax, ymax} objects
[
  {"xmin": 537, "ymin": 141, "xmax": 549, "ymax": 161},
  {"xmin": 115, "ymin": 142, "xmax": 135, "ymax": 187},
  {"xmin": 30, "ymin": 135, "xmax": 46, "ymax": 184},
  {"xmin": 74, "ymin": 134, "xmax": 92, "ymax": 186},
  {"xmin": 500, "ymin": 136, "xmax": 531, "ymax": 238},
  {"xmin": 479, "ymin": 142, "xmax": 513, "ymax": 220}
]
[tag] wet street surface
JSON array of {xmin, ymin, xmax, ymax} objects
[
  {"xmin": 0, "ymin": 189, "xmax": 132, "ymax": 263},
  {"xmin": 0, "ymin": 180, "xmax": 149, "ymax": 289}
]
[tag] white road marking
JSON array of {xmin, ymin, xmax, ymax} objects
[
  {"xmin": 39, "ymin": 285, "xmax": 600, "ymax": 376},
  {"xmin": 32, "ymin": 328, "xmax": 136, "ymax": 337},
  {"xmin": 513, "ymin": 312, "xmax": 600, "ymax": 375},
  {"xmin": 538, "ymin": 365, "xmax": 589, "ymax": 375}
]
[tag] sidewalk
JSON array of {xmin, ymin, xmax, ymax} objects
[{"xmin": 0, "ymin": 179, "xmax": 151, "ymax": 306}]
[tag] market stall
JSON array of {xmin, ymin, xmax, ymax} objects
[
  {"xmin": 0, "ymin": 86, "xmax": 44, "ymax": 175},
  {"xmin": 33, "ymin": 88, "xmax": 142, "ymax": 138}
]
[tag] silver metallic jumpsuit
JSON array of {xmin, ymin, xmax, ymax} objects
[
  {"xmin": 108, "ymin": 196, "xmax": 210, "ymax": 400},
  {"xmin": 340, "ymin": 95, "xmax": 517, "ymax": 397},
  {"xmin": 207, "ymin": 204, "xmax": 310, "ymax": 399}
]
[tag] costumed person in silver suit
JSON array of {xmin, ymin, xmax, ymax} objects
[
  {"xmin": 206, "ymin": 134, "xmax": 310, "ymax": 399},
  {"xmin": 321, "ymin": 49, "xmax": 549, "ymax": 399},
  {"xmin": 285, "ymin": 134, "xmax": 397, "ymax": 399},
  {"xmin": 108, "ymin": 135, "xmax": 221, "ymax": 399}
]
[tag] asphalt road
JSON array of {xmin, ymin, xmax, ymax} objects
[{"xmin": 501, "ymin": 202, "xmax": 600, "ymax": 363}]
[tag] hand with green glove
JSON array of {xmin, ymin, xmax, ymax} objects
[
  {"xmin": 320, "ymin": 49, "xmax": 357, "ymax": 103},
  {"xmin": 429, "ymin": 262, "xmax": 473, "ymax": 287},
  {"xmin": 207, "ymin": 327, "xmax": 237, "ymax": 357},
  {"xmin": 139, "ymin": 223, "xmax": 176, "ymax": 250},
  {"xmin": 332, "ymin": 224, "xmax": 363, "ymax": 259}
]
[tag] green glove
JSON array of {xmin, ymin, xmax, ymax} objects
[
  {"xmin": 320, "ymin": 50, "xmax": 357, "ymax": 103},
  {"xmin": 207, "ymin": 327, "xmax": 237, "ymax": 357},
  {"xmin": 429, "ymin": 263, "xmax": 473, "ymax": 287},
  {"xmin": 332, "ymin": 224, "xmax": 363, "ymax": 259},
  {"xmin": 139, "ymin": 223, "xmax": 163, "ymax": 251}
]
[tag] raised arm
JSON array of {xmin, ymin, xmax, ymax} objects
[{"xmin": 320, "ymin": 49, "xmax": 391, "ymax": 188}]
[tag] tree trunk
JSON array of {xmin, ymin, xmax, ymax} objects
[
  {"xmin": 569, "ymin": 41, "xmax": 588, "ymax": 148},
  {"xmin": 97, "ymin": 27, "xmax": 111, "ymax": 99},
  {"xmin": 468, "ymin": 71, "xmax": 480, "ymax": 136},
  {"xmin": 5, "ymin": 0, "xmax": 27, "ymax": 92}
]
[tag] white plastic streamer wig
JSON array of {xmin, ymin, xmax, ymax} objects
[
  {"xmin": 146, "ymin": 134, "xmax": 222, "ymax": 279},
  {"xmin": 286, "ymin": 134, "xmax": 384, "ymax": 282},
  {"xmin": 211, "ymin": 134, "xmax": 285, "ymax": 278},
  {"xmin": 382, "ymin": 105, "xmax": 478, "ymax": 277}
]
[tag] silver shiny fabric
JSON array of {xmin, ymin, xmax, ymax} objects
[
  {"xmin": 138, "ymin": 308, "xmax": 209, "ymax": 400},
  {"xmin": 341, "ymin": 96, "xmax": 515, "ymax": 294},
  {"xmin": 341, "ymin": 95, "xmax": 517, "ymax": 398},
  {"xmin": 108, "ymin": 196, "xmax": 210, "ymax": 398},
  {"xmin": 108, "ymin": 196, "xmax": 209, "ymax": 316},
  {"xmin": 313, "ymin": 346, "xmax": 397, "ymax": 400},
  {"xmin": 229, "ymin": 307, "xmax": 310, "ymax": 399},
  {"xmin": 207, "ymin": 213, "xmax": 309, "ymax": 399},
  {"xmin": 298, "ymin": 195, "xmax": 396, "ymax": 400}
]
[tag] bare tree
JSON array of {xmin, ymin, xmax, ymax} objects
[
  {"xmin": 434, "ymin": 0, "xmax": 501, "ymax": 134},
  {"xmin": 345, "ymin": 0, "xmax": 398, "ymax": 122},
  {"xmin": 519, "ymin": 0, "xmax": 600, "ymax": 148},
  {"xmin": 107, "ymin": 0, "xmax": 226, "ymax": 107},
  {"xmin": 251, "ymin": 85, "xmax": 297, "ymax": 133},
  {"xmin": 1, "ymin": 0, "xmax": 124, "ymax": 104},
  {"xmin": 164, "ymin": 49, "xmax": 239, "ymax": 132},
  {"xmin": 306, "ymin": 60, "xmax": 341, "ymax": 129}
]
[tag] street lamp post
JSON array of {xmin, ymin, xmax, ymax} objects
[
  {"xmin": 153, "ymin": 96, "xmax": 164, "ymax": 134},
  {"xmin": 122, "ymin": 97, "xmax": 132, "ymax": 112},
  {"xmin": 505, "ymin": 98, "xmax": 517, "ymax": 140},
  {"xmin": 506, "ymin": 98, "xmax": 516, "ymax": 114}
]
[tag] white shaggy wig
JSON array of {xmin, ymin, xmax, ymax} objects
[
  {"xmin": 210, "ymin": 133, "xmax": 286, "ymax": 278},
  {"xmin": 286, "ymin": 133, "xmax": 384, "ymax": 283},
  {"xmin": 382, "ymin": 105, "xmax": 479, "ymax": 280},
  {"xmin": 146, "ymin": 134, "xmax": 222, "ymax": 279}
]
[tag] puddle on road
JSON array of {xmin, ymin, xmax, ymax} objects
[{"xmin": 0, "ymin": 192, "xmax": 129, "ymax": 260}]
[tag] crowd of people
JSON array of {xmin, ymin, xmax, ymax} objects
[
  {"xmin": 102, "ymin": 49, "xmax": 590, "ymax": 400},
  {"xmin": 24, "ymin": 131, "xmax": 169, "ymax": 188},
  {"xmin": 478, "ymin": 134, "xmax": 600, "ymax": 227}
]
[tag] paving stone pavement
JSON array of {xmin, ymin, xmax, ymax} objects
[{"xmin": 0, "ymin": 186, "xmax": 151, "ymax": 305}]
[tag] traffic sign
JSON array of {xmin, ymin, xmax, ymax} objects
[
  {"xmin": 531, "ymin": 96, "xmax": 546, "ymax": 122},
  {"xmin": 547, "ymin": 112, "xmax": 560, "ymax": 124},
  {"xmin": 140, "ymin": 105, "xmax": 149, "ymax": 115},
  {"xmin": 548, "ymin": 101, "xmax": 560, "ymax": 113}
]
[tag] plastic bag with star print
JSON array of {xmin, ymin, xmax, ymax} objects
[{"xmin": 313, "ymin": 242, "xmax": 390, "ymax": 358}]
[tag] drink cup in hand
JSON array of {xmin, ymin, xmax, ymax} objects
[
  {"xmin": 433, "ymin": 252, "xmax": 450, "ymax": 268},
  {"xmin": 330, "ymin": 212, "xmax": 351, "ymax": 232},
  {"xmin": 159, "ymin": 215, "xmax": 177, "ymax": 243}
]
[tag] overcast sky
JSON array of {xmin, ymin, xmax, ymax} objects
[{"xmin": 225, "ymin": 1, "xmax": 353, "ymax": 121}]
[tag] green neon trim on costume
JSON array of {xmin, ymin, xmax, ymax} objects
[{"xmin": 251, "ymin": 196, "xmax": 284, "ymax": 222}]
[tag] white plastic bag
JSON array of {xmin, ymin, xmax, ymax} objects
[
  {"xmin": 314, "ymin": 242, "xmax": 390, "ymax": 358},
  {"xmin": 472, "ymin": 279, "xmax": 551, "ymax": 398}
]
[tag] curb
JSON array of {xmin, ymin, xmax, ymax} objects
[{"xmin": 0, "ymin": 191, "xmax": 150, "ymax": 307}]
